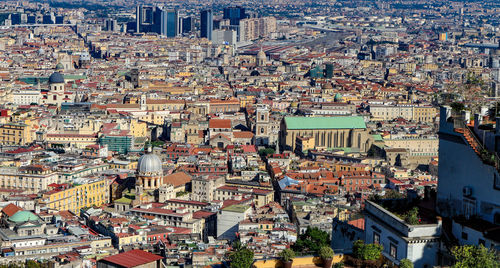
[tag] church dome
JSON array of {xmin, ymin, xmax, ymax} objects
[
  {"xmin": 257, "ymin": 49, "xmax": 266, "ymax": 61},
  {"xmin": 137, "ymin": 152, "xmax": 163, "ymax": 177},
  {"xmin": 9, "ymin": 211, "xmax": 39, "ymax": 223},
  {"xmin": 55, "ymin": 63, "xmax": 64, "ymax": 71},
  {"xmin": 334, "ymin": 93, "xmax": 343, "ymax": 102},
  {"xmin": 49, "ymin": 72, "xmax": 65, "ymax": 84}
]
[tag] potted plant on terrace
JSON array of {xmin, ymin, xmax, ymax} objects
[
  {"xmin": 319, "ymin": 246, "xmax": 335, "ymax": 268},
  {"xmin": 279, "ymin": 248, "xmax": 295, "ymax": 268}
]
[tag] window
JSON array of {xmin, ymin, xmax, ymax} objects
[
  {"xmin": 390, "ymin": 244, "xmax": 397, "ymax": 258},
  {"xmin": 479, "ymin": 239, "xmax": 485, "ymax": 246},
  {"xmin": 461, "ymin": 232, "xmax": 468, "ymax": 240},
  {"xmin": 373, "ymin": 232, "xmax": 380, "ymax": 245},
  {"xmin": 495, "ymin": 173, "xmax": 500, "ymax": 190}
]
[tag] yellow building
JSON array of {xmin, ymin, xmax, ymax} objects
[
  {"xmin": 109, "ymin": 159, "xmax": 137, "ymax": 170},
  {"xmin": 0, "ymin": 123, "xmax": 33, "ymax": 145},
  {"xmin": 42, "ymin": 178, "xmax": 108, "ymax": 213},
  {"xmin": 146, "ymin": 99, "xmax": 185, "ymax": 111},
  {"xmin": 117, "ymin": 233, "xmax": 146, "ymax": 250},
  {"xmin": 295, "ymin": 136, "xmax": 315, "ymax": 153},
  {"xmin": 281, "ymin": 116, "xmax": 373, "ymax": 152},
  {"xmin": 130, "ymin": 119, "xmax": 147, "ymax": 138},
  {"xmin": 46, "ymin": 133, "xmax": 98, "ymax": 149},
  {"xmin": 413, "ymin": 106, "xmax": 437, "ymax": 123}
]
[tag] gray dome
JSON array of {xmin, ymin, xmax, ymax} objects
[
  {"xmin": 49, "ymin": 72, "xmax": 64, "ymax": 84},
  {"xmin": 137, "ymin": 152, "xmax": 163, "ymax": 177},
  {"xmin": 55, "ymin": 63, "xmax": 64, "ymax": 70}
]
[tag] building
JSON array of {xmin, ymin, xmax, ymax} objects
[
  {"xmin": 99, "ymin": 135, "xmax": 133, "ymax": 154},
  {"xmin": 364, "ymin": 200, "xmax": 442, "ymax": 267},
  {"xmin": 41, "ymin": 179, "xmax": 108, "ymax": 214},
  {"xmin": 255, "ymin": 104, "xmax": 270, "ymax": 146},
  {"xmin": 135, "ymin": 5, "xmax": 154, "ymax": 33},
  {"xmin": 41, "ymin": 71, "xmax": 75, "ymax": 108},
  {"xmin": 280, "ymin": 116, "xmax": 373, "ymax": 152},
  {"xmin": 223, "ymin": 7, "xmax": 246, "ymax": 25},
  {"xmin": 369, "ymin": 105, "xmax": 437, "ymax": 123},
  {"xmin": 217, "ymin": 204, "xmax": 252, "ymax": 240},
  {"xmin": 0, "ymin": 165, "xmax": 59, "ymax": 193},
  {"xmin": 97, "ymin": 249, "xmax": 163, "ymax": 268},
  {"xmin": 200, "ymin": 9, "xmax": 213, "ymax": 41},
  {"xmin": 0, "ymin": 123, "xmax": 32, "ymax": 145},
  {"xmin": 105, "ymin": 19, "xmax": 118, "ymax": 32},
  {"xmin": 12, "ymin": 89, "xmax": 41, "ymax": 106},
  {"xmin": 136, "ymin": 148, "xmax": 163, "ymax": 194},
  {"xmin": 239, "ymin": 17, "xmax": 276, "ymax": 42},
  {"xmin": 181, "ymin": 16, "xmax": 192, "ymax": 33},
  {"xmin": 437, "ymin": 106, "xmax": 500, "ymax": 249},
  {"xmin": 191, "ymin": 175, "xmax": 225, "ymax": 202},
  {"xmin": 156, "ymin": 8, "xmax": 178, "ymax": 37}
]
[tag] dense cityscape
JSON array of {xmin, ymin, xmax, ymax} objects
[{"xmin": 0, "ymin": 0, "xmax": 499, "ymax": 267}]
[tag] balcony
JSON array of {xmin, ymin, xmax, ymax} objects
[{"xmin": 440, "ymin": 106, "xmax": 500, "ymax": 171}]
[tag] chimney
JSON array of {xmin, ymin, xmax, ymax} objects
[
  {"xmin": 480, "ymin": 106, "xmax": 489, "ymax": 116},
  {"xmin": 474, "ymin": 114, "xmax": 483, "ymax": 129},
  {"xmin": 461, "ymin": 110, "xmax": 471, "ymax": 124}
]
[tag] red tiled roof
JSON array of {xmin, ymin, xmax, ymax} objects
[
  {"xmin": 99, "ymin": 249, "xmax": 163, "ymax": 267},
  {"xmin": 1, "ymin": 203, "xmax": 22, "ymax": 217},
  {"xmin": 209, "ymin": 119, "xmax": 231, "ymax": 129}
]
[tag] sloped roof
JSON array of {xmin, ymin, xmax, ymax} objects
[
  {"xmin": 1, "ymin": 203, "xmax": 22, "ymax": 217},
  {"xmin": 98, "ymin": 249, "xmax": 163, "ymax": 268}
]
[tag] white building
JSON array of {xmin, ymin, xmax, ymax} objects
[
  {"xmin": 437, "ymin": 106, "xmax": 500, "ymax": 250},
  {"xmin": 364, "ymin": 200, "xmax": 442, "ymax": 267},
  {"xmin": 216, "ymin": 204, "xmax": 252, "ymax": 240},
  {"xmin": 12, "ymin": 89, "xmax": 41, "ymax": 105}
]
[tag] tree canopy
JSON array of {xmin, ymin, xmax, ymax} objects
[
  {"xmin": 293, "ymin": 227, "xmax": 331, "ymax": 255},
  {"xmin": 352, "ymin": 240, "xmax": 383, "ymax": 261},
  {"xmin": 229, "ymin": 247, "xmax": 254, "ymax": 268},
  {"xmin": 399, "ymin": 258, "xmax": 414, "ymax": 268},
  {"xmin": 451, "ymin": 245, "xmax": 500, "ymax": 268}
]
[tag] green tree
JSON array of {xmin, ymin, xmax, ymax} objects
[
  {"xmin": 258, "ymin": 148, "xmax": 275, "ymax": 157},
  {"xmin": 279, "ymin": 248, "xmax": 296, "ymax": 262},
  {"xmin": 399, "ymin": 258, "xmax": 414, "ymax": 268},
  {"xmin": 450, "ymin": 102, "xmax": 465, "ymax": 114},
  {"xmin": 352, "ymin": 240, "xmax": 383, "ymax": 261},
  {"xmin": 319, "ymin": 246, "xmax": 335, "ymax": 260},
  {"xmin": 384, "ymin": 190, "xmax": 404, "ymax": 199},
  {"xmin": 451, "ymin": 245, "xmax": 500, "ymax": 268},
  {"xmin": 405, "ymin": 207, "xmax": 420, "ymax": 225},
  {"xmin": 229, "ymin": 248, "xmax": 254, "ymax": 268},
  {"xmin": 293, "ymin": 227, "xmax": 331, "ymax": 255}
]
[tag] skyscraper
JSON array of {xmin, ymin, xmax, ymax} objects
[
  {"xmin": 10, "ymin": 13, "xmax": 21, "ymax": 25},
  {"xmin": 136, "ymin": 5, "xmax": 154, "ymax": 33},
  {"xmin": 136, "ymin": 5, "xmax": 178, "ymax": 37},
  {"xmin": 181, "ymin": 16, "xmax": 193, "ymax": 34},
  {"xmin": 223, "ymin": 7, "xmax": 246, "ymax": 25},
  {"xmin": 200, "ymin": 9, "xmax": 213, "ymax": 41},
  {"xmin": 160, "ymin": 9, "xmax": 178, "ymax": 37}
]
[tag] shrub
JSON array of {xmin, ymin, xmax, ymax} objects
[
  {"xmin": 319, "ymin": 246, "xmax": 335, "ymax": 260},
  {"xmin": 279, "ymin": 248, "xmax": 296, "ymax": 262},
  {"xmin": 229, "ymin": 248, "xmax": 254, "ymax": 268},
  {"xmin": 399, "ymin": 259, "xmax": 414, "ymax": 268},
  {"xmin": 405, "ymin": 207, "xmax": 420, "ymax": 225},
  {"xmin": 451, "ymin": 244, "xmax": 499, "ymax": 268},
  {"xmin": 293, "ymin": 227, "xmax": 331, "ymax": 255},
  {"xmin": 352, "ymin": 240, "xmax": 383, "ymax": 261},
  {"xmin": 333, "ymin": 263, "xmax": 344, "ymax": 268}
]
